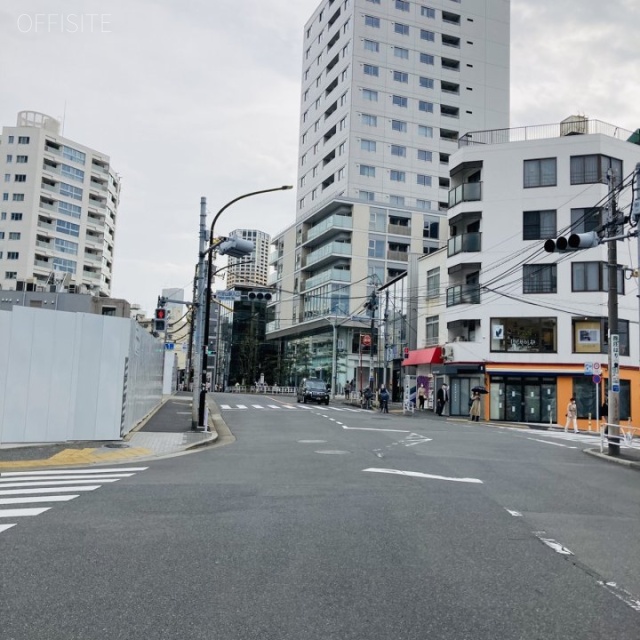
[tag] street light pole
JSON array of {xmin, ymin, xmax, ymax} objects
[{"xmin": 196, "ymin": 185, "xmax": 292, "ymax": 429}]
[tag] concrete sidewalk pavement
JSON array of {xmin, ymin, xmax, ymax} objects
[{"xmin": 0, "ymin": 392, "xmax": 221, "ymax": 470}]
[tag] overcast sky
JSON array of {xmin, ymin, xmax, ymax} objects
[{"xmin": 1, "ymin": 0, "xmax": 638, "ymax": 314}]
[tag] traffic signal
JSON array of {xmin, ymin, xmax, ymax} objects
[
  {"xmin": 544, "ymin": 231, "xmax": 600, "ymax": 253},
  {"xmin": 246, "ymin": 290, "xmax": 273, "ymax": 301},
  {"xmin": 403, "ymin": 347, "xmax": 409, "ymax": 360},
  {"xmin": 154, "ymin": 307, "xmax": 167, "ymax": 332},
  {"xmin": 217, "ymin": 237, "xmax": 254, "ymax": 258}
]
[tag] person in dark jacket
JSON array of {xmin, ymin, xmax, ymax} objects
[
  {"xmin": 379, "ymin": 386, "xmax": 390, "ymax": 413},
  {"xmin": 436, "ymin": 383, "xmax": 449, "ymax": 416}
]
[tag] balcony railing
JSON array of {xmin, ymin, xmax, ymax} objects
[
  {"xmin": 446, "ymin": 283, "xmax": 481, "ymax": 307},
  {"xmin": 387, "ymin": 223, "xmax": 411, "ymax": 236},
  {"xmin": 303, "ymin": 241, "xmax": 351, "ymax": 268},
  {"xmin": 304, "ymin": 214, "xmax": 352, "ymax": 243},
  {"xmin": 303, "ymin": 267, "xmax": 350, "ymax": 291},
  {"xmin": 448, "ymin": 182, "xmax": 481, "ymax": 207},
  {"xmin": 387, "ymin": 250, "xmax": 409, "ymax": 262},
  {"xmin": 447, "ymin": 231, "xmax": 481, "ymax": 257}
]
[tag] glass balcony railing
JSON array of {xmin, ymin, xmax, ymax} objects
[
  {"xmin": 448, "ymin": 182, "xmax": 482, "ymax": 207},
  {"xmin": 446, "ymin": 283, "xmax": 481, "ymax": 307},
  {"xmin": 303, "ymin": 268, "xmax": 350, "ymax": 291},
  {"xmin": 304, "ymin": 214, "xmax": 352, "ymax": 243},
  {"xmin": 447, "ymin": 231, "xmax": 481, "ymax": 257},
  {"xmin": 303, "ymin": 241, "xmax": 351, "ymax": 268}
]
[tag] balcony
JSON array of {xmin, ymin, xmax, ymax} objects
[
  {"xmin": 448, "ymin": 182, "xmax": 482, "ymax": 207},
  {"xmin": 387, "ymin": 250, "xmax": 409, "ymax": 262},
  {"xmin": 269, "ymin": 249, "xmax": 283, "ymax": 265},
  {"xmin": 304, "ymin": 214, "xmax": 352, "ymax": 245},
  {"xmin": 303, "ymin": 267, "xmax": 350, "ymax": 291},
  {"xmin": 303, "ymin": 241, "xmax": 351, "ymax": 269},
  {"xmin": 387, "ymin": 223, "xmax": 411, "ymax": 236},
  {"xmin": 446, "ymin": 283, "xmax": 481, "ymax": 307},
  {"xmin": 447, "ymin": 232, "xmax": 481, "ymax": 257}
]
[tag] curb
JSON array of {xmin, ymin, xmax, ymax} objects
[{"xmin": 584, "ymin": 447, "xmax": 640, "ymax": 470}]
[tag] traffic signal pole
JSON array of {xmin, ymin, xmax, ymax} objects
[{"xmin": 606, "ymin": 170, "xmax": 620, "ymax": 456}]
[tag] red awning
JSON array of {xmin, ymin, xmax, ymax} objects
[{"xmin": 402, "ymin": 347, "xmax": 443, "ymax": 366}]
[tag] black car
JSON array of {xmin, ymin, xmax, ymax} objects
[{"xmin": 297, "ymin": 379, "xmax": 330, "ymax": 405}]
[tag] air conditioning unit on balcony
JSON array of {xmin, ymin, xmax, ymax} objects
[{"xmin": 442, "ymin": 345, "xmax": 455, "ymax": 362}]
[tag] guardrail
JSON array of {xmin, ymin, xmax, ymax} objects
[{"xmin": 599, "ymin": 422, "xmax": 640, "ymax": 452}]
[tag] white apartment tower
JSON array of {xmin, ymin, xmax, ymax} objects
[
  {"xmin": 267, "ymin": 0, "xmax": 510, "ymax": 387},
  {"xmin": 226, "ymin": 229, "xmax": 270, "ymax": 288},
  {"xmin": 0, "ymin": 111, "xmax": 120, "ymax": 295}
]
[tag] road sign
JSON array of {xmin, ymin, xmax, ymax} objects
[
  {"xmin": 592, "ymin": 362, "xmax": 601, "ymax": 373},
  {"xmin": 583, "ymin": 362, "xmax": 593, "ymax": 375},
  {"xmin": 165, "ymin": 342, "xmax": 175, "ymax": 350},
  {"xmin": 592, "ymin": 374, "xmax": 601, "ymax": 384},
  {"xmin": 612, "ymin": 383, "xmax": 620, "ymax": 393},
  {"xmin": 610, "ymin": 334, "xmax": 620, "ymax": 387}
]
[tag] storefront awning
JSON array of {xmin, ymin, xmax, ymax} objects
[{"xmin": 402, "ymin": 347, "xmax": 443, "ymax": 366}]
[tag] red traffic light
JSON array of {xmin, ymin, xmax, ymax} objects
[
  {"xmin": 403, "ymin": 347, "xmax": 409, "ymax": 359},
  {"xmin": 155, "ymin": 308, "xmax": 167, "ymax": 320}
]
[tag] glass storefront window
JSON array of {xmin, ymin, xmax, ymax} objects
[{"xmin": 490, "ymin": 317, "xmax": 557, "ymax": 353}]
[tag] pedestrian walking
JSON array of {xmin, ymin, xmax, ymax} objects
[
  {"xmin": 565, "ymin": 397, "xmax": 578, "ymax": 433},
  {"xmin": 600, "ymin": 398, "xmax": 609, "ymax": 434},
  {"xmin": 469, "ymin": 391, "xmax": 481, "ymax": 422},
  {"xmin": 418, "ymin": 384, "xmax": 426, "ymax": 411},
  {"xmin": 436, "ymin": 383, "xmax": 449, "ymax": 416},
  {"xmin": 379, "ymin": 386, "xmax": 389, "ymax": 413},
  {"xmin": 345, "ymin": 382, "xmax": 351, "ymax": 400},
  {"xmin": 363, "ymin": 387, "xmax": 373, "ymax": 410}
]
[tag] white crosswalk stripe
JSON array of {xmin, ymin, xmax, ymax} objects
[
  {"xmin": 217, "ymin": 403, "xmax": 366, "ymax": 413},
  {"xmin": 0, "ymin": 466, "xmax": 147, "ymax": 536}
]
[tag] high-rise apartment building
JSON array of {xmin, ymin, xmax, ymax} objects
[
  {"xmin": 267, "ymin": 0, "xmax": 510, "ymax": 390},
  {"xmin": 226, "ymin": 229, "xmax": 270, "ymax": 288},
  {"xmin": 0, "ymin": 111, "xmax": 120, "ymax": 295}
]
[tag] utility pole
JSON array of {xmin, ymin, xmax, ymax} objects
[
  {"xmin": 366, "ymin": 285, "xmax": 378, "ymax": 391},
  {"xmin": 382, "ymin": 289, "xmax": 389, "ymax": 388},
  {"xmin": 606, "ymin": 169, "xmax": 620, "ymax": 456},
  {"xmin": 191, "ymin": 196, "xmax": 208, "ymax": 429},
  {"xmin": 632, "ymin": 164, "xmax": 640, "ymax": 410},
  {"xmin": 331, "ymin": 311, "xmax": 338, "ymax": 399}
]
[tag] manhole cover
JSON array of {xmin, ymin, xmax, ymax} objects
[
  {"xmin": 104, "ymin": 443, "xmax": 130, "ymax": 449},
  {"xmin": 315, "ymin": 450, "xmax": 350, "ymax": 455}
]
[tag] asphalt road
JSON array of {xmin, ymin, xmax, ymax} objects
[{"xmin": 2, "ymin": 392, "xmax": 639, "ymax": 639}]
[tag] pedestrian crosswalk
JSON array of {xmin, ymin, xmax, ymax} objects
[
  {"xmin": 218, "ymin": 403, "xmax": 365, "ymax": 413},
  {"xmin": 0, "ymin": 466, "xmax": 148, "ymax": 535}
]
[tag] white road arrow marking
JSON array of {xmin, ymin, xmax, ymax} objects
[
  {"xmin": 527, "ymin": 438, "xmax": 577, "ymax": 449},
  {"xmin": 363, "ymin": 468, "xmax": 483, "ymax": 484},
  {"xmin": 505, "ymin": 508, "xmax": 522, "ymax": 517}
]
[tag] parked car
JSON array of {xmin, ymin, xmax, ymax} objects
[{"xmin": 297, "ymin": 378, "xmax": 330, "ymax": 405}]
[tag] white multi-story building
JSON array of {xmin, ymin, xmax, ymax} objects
[
  {"xmin": 226, "ymin": 229, "xmax": 270, "ymax": 288},
  {"xmin": 0, "ymin": 111, "xmax": 120, "ymax": 296},
  {"xmin": 267, "ymin": 0, "xmax": 510, "ymax": 390},
  {"xmin": 409, "ymin": 117, "xmax": 640, "ymax": 424}
]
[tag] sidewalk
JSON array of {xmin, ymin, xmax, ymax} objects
[{"xmin": 0, "ymin": 392, "xmax": 218, "ymax": 470}]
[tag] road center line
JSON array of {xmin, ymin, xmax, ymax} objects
[
  {"xmin": 527, "ymin": 438, "xmax": 578, "ymax": 449},
  {"xmin": 363, "ymin": 468, "xmax": 483, "ymax": 484},
  {"xmin": 344, "ymin": 427, "xmax": 410, "ymax": 433}
]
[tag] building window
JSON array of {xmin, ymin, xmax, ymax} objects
[
  {"xmin": 421, "ymin": 6, "xmax": 436, "ymax": 18},
  {"xmin": 417, "ymin": 174, "xmax": 432, "ymax": 187},
  {"xmin": 394, "ymin": 23, "xmax": 410, "ymax": 35},
  {"xmin": 17, "ymin": 136, "xmax": 30, "ymax": 144},
  {"xmin": 523, "ymin": 158, "xmax": 557, "ymax": 188},
  {"xmin": 56, "ymin": 220, "xmax": 80, "ymax": 237},
  {"xmin": 5, "ymin": 271, "xmax": 17, "ymax": 279},
  {"xmin": 364, "ymin": 39, "xmax": 380, "ymax": 52},
  {"xmin": 62, "ymin": 146, "xmax": 85, "ymax": 164},
  {"xmin": 573, "ymin": 317, "xmax": 629, "ymax": 357},
  {"xmin": 570, "ymin": 154, "xmax": 623, "ymax": 185},
  {"xmin": 55, "ymin": 238, "xmax": 78, "ymax": 255},
  {"xmin": 418, "ymin": 100, "xmax": 434, "ymax": 113},
  {"xmin": 12, "ymin": 194, "xmax": 24, "ymax": 201},
  {"xmin": 523, "ymin": 264, "xmax": 557, "ymax": 294},
  {"xmin": 7, "ymin": 252, "xmax": 19, "ymax": 260},
  {"xmin": 368, "ymin": 239, "xmax": 385, "ymax": 258},
  {"xmin": 58, "ymin": 201, "xmax": 82, "ymax": 218},
  {"xmin": 7, "ymin": 136, "xmax": 14, "ymax": 143},
  {"xmin": 365, "ymin": 15, "xmax": 380, "ymax": 28},
  {"xmin": 389, "ymin": 195, "xmax": 405, "ymax": 206},
  {"xmin": 522, "ymin": 210, "xmax": 556, "ymax": 240},
  {"xmin": 416, "ymin": 199, "xmax": 431, "ymax": 210},
  {"xmin": 3, "ymin": 174, "xmax": 9, "ymax": 183},
  {"xmin": 425, "ymin": 316, "xmax": 439, "ymax": 345},
  {"xmin": 361, "ymin": 139, "xmax": 377, "ymax": 152},
  {"xmin": 419, "ymin": 76, "xmax": 434, "ymax": 89},
  {"xmin": 363, "ymin": 64, "xmax": 379, "ymax": 76},
  {"xmin": 420, "ymin": 29, "xmax": 435, "ymax": 41},
  {"xmin": 362, "ymin": 88, "xmax": 378, "ymax": 101},
  {"xmin": 391, "ymin": 145, "xmax": 406, "ymax": 157},
  {"xmin": 426, "ymin": 267, "xmax": 440, "ymax": 298},
  {"xmin": 10, "ymin": 212, "xmax": 22, "ymax": 220},
  {"xmin": 16, "ymin": 156, "xmax": 27, "ymax": 164},
  {"xmin": 60, "ymin": 183, "xmax": 83, "ymax": 200},
  {"xmin": 572, "ymin": 262, "xmax": 624, "ymax": 293},
  {"xmin": 393, "ymin": 71, "xmax": 408, "ymax": 83},
  {"xmin": 52, "ymin": 257, "xmax": 76, "ymax": 273},
  {"xmin": 490, "ymin": 317, "xmax": 557, "ymax": 353},
  {"xmin": 8, "ymin": 232, "xmax": 20, "ymax": 240},
  {"xmin": 360, "ymin": 165, "xmax": 376, "ymax": 177},
  {"xmin": 390, "ymin": 170, "xmax": 406, "ymax": 182},
  {"xmin": 394, "ymin": 47, "xmax": 409, "ymax": 59},
  {"xmin": 417, "ymin": 149, "xmax": 433, "ymax": 162},
  {"xmin": 360, "ymin": 190, "xmax": 375, "ymax": 201},
  {"xmin": 396, "ymin": 0, "xmax": 410, "ymax": 10},
  {"xmin": 419, "ymin": 53, "xmax": 434, "ymax": 66},
  {"xmin": 392, "ymin": 95, "xmax": 408, "ymax": 107},
  {"xmin": 339, "ymin": 142, "xmax": 346, "ymax": 155},
  {"xmin": 418, "ymin": 125, "xmax": 433, "ymax": 137},
  {"xmin": 391, "ymin": 120, "xmax": 407, "ymax": 132},
  {"xmin": 5, "ymin": 155, "xmax": 12, "ymax": 163},
  {"xmin": 570, "ymin": 207, "xmax": 602, "ymax": 233}
]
